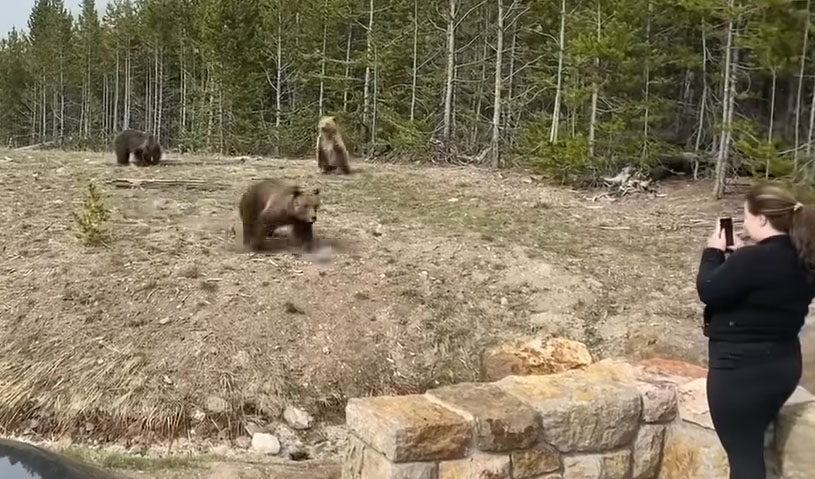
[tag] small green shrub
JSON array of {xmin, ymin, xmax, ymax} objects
[{"xmin": 72, "ymin": 181, "xmax": 111, "ymax": 246}]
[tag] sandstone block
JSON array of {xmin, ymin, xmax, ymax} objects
[
  {"xmin": 426, "ymin": 382, "xmax": 540, "ymax": 452},
  {"xmin": 341, "ymin": 435, "xmax": 366, "ymax": 479},
  {"xmin": 658, "ymin": 422, "xmax": 728, "ymax": 479},
  {"xmin": 632, "ymin": 425, "xmax": 665, "ymax": 479},
  {"xmin": 511, "ymin": 443, "xmax": 561, "ymax": 479},
  {"xmin": 775, "ymin": 402, "xmax": 815, "ymax": 479},
  {"xmin": 636, "ymin": 382, "xmax": 677, "ymax": 424},
  {"xmin": 484, "ymin": 337, "xmax": 592, "ymax": 381},
  {"xmin": 562, "ymin": 449, "xmax": 632, "ymax": 479},
  {"xmin": 498, "ymin": 372, "xmax": 641, "ymax": 452},
  {"xmin": 362, "ymin": 448, "xmax": 438, "ymax": 479},
  {"xmin": 439, "ymin": 451, "xmax": 511, "ymax": 479},
  {"xmin": 345, "ymin": 395, "xmax": 470, "ymax": 462}
]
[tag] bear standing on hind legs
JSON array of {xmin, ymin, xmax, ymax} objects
[
  {"xmin": 113, "ymin": 129, "xmax": 163, "ymax": 166},
  {"xmin": 316, "ymin": 116, "xmax": 351, "ymax": 174},
  {"xmin": 239, "ymin": 179, "xmax": 321, "ymax": 253}
]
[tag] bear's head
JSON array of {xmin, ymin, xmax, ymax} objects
[
  {"xmin": 318, "ymin": 116, "xmax": 337, "ymax": 136},
  {"xmin": 290, "ymin": 187, "xmax": 321, "ymax": 224}
]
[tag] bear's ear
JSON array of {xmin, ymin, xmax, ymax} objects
[{"xmin": 313, "ymin": 188, "xmax": 320, "ymax": 195}]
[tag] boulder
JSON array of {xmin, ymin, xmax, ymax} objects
[
  {"xmin": 497, "ymin": 371, "xmax": 641, "ymax": 453},
  {"xmin": 284, "ymin": 406, "xmax": 314, "ymax": 430},
  {"xmin": 251, "ymin": 432, "xmax": 281, "ymax": 455},
  {"xmin": 483, "ymin": 337, "xmax": 592, "ymax": 381},
  {"xmin": 426, "ymin": 382, "xmax": 541, "ymax": 452},
  {"xmin": 345, "ymin": 394, "xmax": 471, "ymax": 462},
  {"xmin": 775, "ymin": 402, "xmax": 815, "ymax": 479},
  {"xmin": 438, "ymin": 451, "xmax": 511, "ymax": 479},
  {"xmin": 632, "ymin": 425, "xmax": 666, "ymax": 479},
  {"xmin": 510, "ymin": 443, "xmax": 562, "ymax": 479},
  {"xmin": 562, "ymin": 449, "xmax": 632, "ymax": 479},
  {"xmin": 361, "ymin": 448, "xmax": 437, "ymax": 479}
]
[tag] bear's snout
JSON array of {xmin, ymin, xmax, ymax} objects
[{"xmin": 310, "ymin": 215, "xmax": 317, "ymax": 223}]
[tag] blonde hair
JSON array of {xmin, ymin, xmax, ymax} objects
[{"xmin": 746, "ymin": 183, "xmax": 815, "ymax": 269}]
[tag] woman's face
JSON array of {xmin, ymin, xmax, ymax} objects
[{"xmin": 742, "ymin": 201, "xmax": 764, "ymax": 239}]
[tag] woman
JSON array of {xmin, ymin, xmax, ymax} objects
[{"xmin": 697, "ymin": 183, "xmax": 815, "ymax": 479}]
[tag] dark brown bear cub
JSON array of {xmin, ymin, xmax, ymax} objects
[
  {"xmin": 239, "ymin": 179, "xmax": 321, "ymax": 252},
  {"xmin": 114, "ymin": 129, "xmax": 163, "ymax": 166},
  {"xmin": 316, "ymin": 116, "xmax": 351, "ymax": 174}
]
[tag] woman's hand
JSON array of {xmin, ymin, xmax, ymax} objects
[{"xmin": 707, "ymin": 220, "xmax": 727, "ymax": 251}]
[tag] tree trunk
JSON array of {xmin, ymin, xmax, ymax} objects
[
  {"xmin": 410, "ymin": 0, "xmax": 419, "ymax": 121},
  {"xmin": 694, "ymin": 24, "xmax": 707, "ymax": 152},
  {"xmin": 371, "ymin": 45, "xmax": 378, "ymax": 145},
  {"xmin": 769, "ymin": 69, "xmax": 777, "ymax": 143},
  {"xmin": 504, "ymin": 19, "xmax": 517, "ymax": 144},
  {"xmin": 124, "ymin": 48, "xmax": 131, "ymax": 130},
  {"xmin": 157, "ymin": 52, "xmax": 164, "ymax": 139},
  {"xmin": 472, "ymin": 12, "xmax": 489, "ymax": 145},
  {"xmin": 588, "ymin": 3, "xmax": 600, "ymax": 157},
  {"xmin": 550, "ymin": 0, "xmax": 566, "ymax": 143},
  {"xmin": 318, "ymin": 5, "xmax": 328, "ymax": 117},
  {"xmin": 490, "ymin": 0, "xmax": 504, "ymax": 168},
  {"xmin": 713, "ymin": 4, "xmax": 735, "ymax": 199},
  {"xmin": 275, "ymin": 7, "xmax": 283, "ymax": 156},
  {"xmin": 806, "ymin": 68, "xmax": 815, "ymax": 159},
  {"xmin": 362, "ymin": 0, "xmax": 374, "ymax": 130},
  {"xmin": 343, "ymin": 25, "xmax": 352, "ymax": 113},
  {"xmin": 114, "ymin": 48, "xmax": 120, "ymax": 132},
  {"xmin": 641, "ymin": 1, "xmax": 651, "ymax": 160},
  {"xmin": 443, "ymin": 0, "xmax": 457, "ymax": 146},
  {"xmin": 794, "ymin": 0, "xmax": 811, "ymax": 170}
]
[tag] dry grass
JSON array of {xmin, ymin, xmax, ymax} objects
[{"xmin": 0, "ymin": 148, "xmax": 747, "ymax": 442}]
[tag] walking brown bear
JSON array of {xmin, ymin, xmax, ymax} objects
[
  {"xmin": 114, "ymin": 129, "xmax": 163, "ymax": 166},
  {"xmin": 238, "ymin": 179, "xmax": 321, "ymax": 252}
]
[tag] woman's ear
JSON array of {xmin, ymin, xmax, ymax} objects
[{"xmin": 759, "ymin": 214, "xmax": 768, "ymax": 227}]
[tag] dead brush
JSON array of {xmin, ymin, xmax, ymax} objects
[{"xmin": 71, "ymin": 181, "xmax": 111, "ymax": 246}]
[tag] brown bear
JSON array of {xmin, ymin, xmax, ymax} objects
[
  {"xmin": 238, "ymin": 179, "xmax": 321, "ymax": 252},
  {"xmin": 114, "ymin": 129, "xmax": 163, "ymax": 166},
  {"xmin": 316, "ymin": 116, "xmax": 351, "ymax": 174}
]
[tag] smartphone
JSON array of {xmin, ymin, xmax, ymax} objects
[{"xmin": 720, "ymin": 217, "xmax": 734, "ymax": 248}]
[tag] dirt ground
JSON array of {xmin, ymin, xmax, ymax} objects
[{"xmin": 0, "ymin": 148, "xmax": 749, "ymax": 446}]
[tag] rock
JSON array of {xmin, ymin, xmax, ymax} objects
[
  {"xmin": 776, "ymin": 402, "xmax": 815, "ymax": 479},
  {"xmin": 636, "ymin": 381, "xmax": 678, "ymax": 423},
  {"xmin": 438, "ymin": 451, "xmax": 511, "ymax": 479},
  {"xmin": 345, "ymin": 394, "xmax": 471, "ymax": 462},
  {"xmin": 483, "ymin": 336, "xmax": 592, "ymax": 381},
  {"xmin": 205, "ymin": 395, "xmax": 230, "ymax": 414},
  {"xmin": 233, "ymin": 436, "xmax": 251, "ymax": 450},
  {"xmin": 510, "ymin": 443, "xmax": 561, "ymax": 478},
  {"xmin": 284, "ymin": 406, "xmax": 314, "ymax": 430},
  {"xmin": 341, "ymin": 435, "xmax": 366, "ymax": 479},
  {"xmin": 562, "ymin": 449, "xmax": 632, "ymax": 479},
  {"xmin": 658, "ymin": 422, "xmax": 728, "ymax": 479},
  {"xmin": 497, "ymin": 371, "xmax": 641, "ymax": 453},
  {"xmin": 632, "ymin": 425, "xmax": 666, "ymax": 479},
  {"xmin": 426, "ymin": 382, "xmax": 541, "ymax": 452},
  {"xmin": 362, "ymin": 448, "xmax": 437, "ymax": 479},
  {"xmin": 251, "ymin": 432, "xmax": 281, "ymax": 455}
]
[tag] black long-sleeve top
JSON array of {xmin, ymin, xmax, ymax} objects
[{"xmin": 697, "ymin": 234, "xmax": 815, "ymax": 343}]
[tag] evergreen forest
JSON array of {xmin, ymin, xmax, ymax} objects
[{"xmin": 0, "ymin": 0, "xmax": 811, "ymax": 193}]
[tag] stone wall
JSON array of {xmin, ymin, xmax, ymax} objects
[
  {"xmin": 341, "ymin": 366, "xmax": 678, "ymax": 479},
  {"xmin": 341, "ymin": 357, "xmax": 815, "ymax": 479}
]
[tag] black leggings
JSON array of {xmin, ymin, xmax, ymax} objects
[{"xmin": 707, "ymin": 340, "xmax": 802, "ymax": 479}]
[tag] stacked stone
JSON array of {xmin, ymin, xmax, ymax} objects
[{"xmin": 342, "ymin": 369, "xmax": 678, "ymax": 479}]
